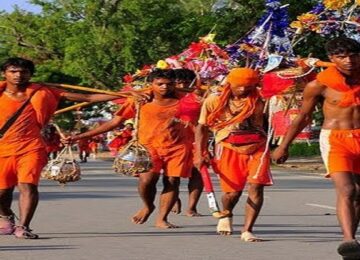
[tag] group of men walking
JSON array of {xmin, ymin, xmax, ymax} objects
[{"xmin": 0, "ymin": 36, "xmax": 359, "ymax": 259}]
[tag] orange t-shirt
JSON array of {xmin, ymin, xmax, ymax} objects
[
  {"xmin": 115, "ymin": 98, "xmax": 192, "ymax": 149},
  {"xmin": 0, "ymin": 83, "xmax": 64, "ymax": 157}
]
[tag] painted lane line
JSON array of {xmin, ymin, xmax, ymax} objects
[{"xmin": 306, "ymin": 203, "xmax": 336, "ymax": 210}]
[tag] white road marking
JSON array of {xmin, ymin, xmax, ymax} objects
[{"xmin": 306, "ymin": 203, "xmax": 336, "ymax": 210}]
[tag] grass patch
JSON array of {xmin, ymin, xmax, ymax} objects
[{"xmin": 288, "ymin": 142, "xmax": 320, "ymax": 157}]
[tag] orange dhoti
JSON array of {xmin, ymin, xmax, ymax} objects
[
  {"xmin": 320, "ymin": 129, "xmax": 360, "ymax": 176},
  {"xmin": 0, "ymin": 150, "xmax": 48, "ymax": 189},
  {"xmin": 214, "ymin": 145, "xmax": 273, "ymax": 192}
]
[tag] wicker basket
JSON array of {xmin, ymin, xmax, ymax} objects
[
  {"xmin": 113, "ymin": 140, "xmax": 152, "ymax": 176},
  {"xmin": 112, "ymin": 102, "xmax": 152, "ymax": 176},
  {"xmin": 42, "ymin": 146, "xmax": 81, "ymax": 184}
]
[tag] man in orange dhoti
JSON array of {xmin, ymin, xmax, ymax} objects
[
  {"xmin": 0, "ymin": 57, "xmax": 134, "ymax": 239},
  {"xmin": 195, "ymin": 68, "xmax": 273, "ymax": 241},
  {"xmin": 272, "ymin": 37, "xmax": 360, "ymax": 258},
  {"xmin": 66, "ymin": 69, "xmax": 194, "ymax": 228}
]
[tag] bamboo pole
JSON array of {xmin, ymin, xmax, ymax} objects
[
  {"xmin": 54, "ymin": 102, "xmax": 92, "ymax": 115},
  {"xmin": 43, "ymin": 82, "xmax": 129, "ymax": 97}
]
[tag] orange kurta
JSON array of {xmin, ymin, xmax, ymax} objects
[
  {"xmin": 0, "ymin": 82, "xmax": 64, "ymax": 188},
  {"xmin": 0, "ymin": 83, "xmax": 64, "ymax": 157},
  {"xmin": 115, "ymin": 98, "xmax": 193, "ymax": 177}
]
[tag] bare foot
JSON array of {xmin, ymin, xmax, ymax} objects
[
  {"xmin": 155, "ymin": 220, "xmax": 179, "ymax": 229},
  {"xmin": 171, "ymin": 199, "xmax": 181, "ymax": 214},
  {"xmin": 131, "ymin": 206, "xmax": 155, "ymax": 224},
  {"xmin": 185, "ymin": 210, "xmax": 202, "ymax": 217}
]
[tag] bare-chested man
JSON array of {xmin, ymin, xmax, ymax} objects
[{"xmin": 272, "ymin": 37, "xmax": 360, "ymax": 259}]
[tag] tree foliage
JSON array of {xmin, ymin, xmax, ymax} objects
[
  {"xmin": 0, "ymin": 0, "xmax": 320, "ymax": 88},
  {"xmin": 0, "ymin": 0, "xmax": 324, "ymax": 129}
]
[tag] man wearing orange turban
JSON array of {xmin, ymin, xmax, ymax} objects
[{"xmin": 195, "ymin": 67, "xmax": 273, "ymax": 241}]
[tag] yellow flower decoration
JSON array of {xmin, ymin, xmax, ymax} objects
[
  {"xmin": 323, "ymin": 0, "xmax": 350, "ymax": 10},
  {"xmin": 297, "ymin": 13, "xmax": 318, "ymax": 23},
  {"xmin": 357, "ymin": 0, "xmax": 360, "ymax": 5},
  {"xmin": 201, "ymin": 33, "xmax": 216, "ymax": 44},
  {"xmin": 290, "ymin": 21, "xmax": 303, "ymax": 29},
  {"xmin": 239, "ymin": 43, "xmax": 261, "ymax": 54},
  {"xmin": 156, "ymin": 60, "xmax": 169, "ymax": 69}
]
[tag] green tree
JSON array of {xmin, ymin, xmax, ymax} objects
[{"xmin": 0, "ymin": 0, "xmax": 324, "ymax": 130}]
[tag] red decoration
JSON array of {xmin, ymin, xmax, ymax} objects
[{"xmin": 272, "ymin": 109, "xmax": 312, "ymax": 140}]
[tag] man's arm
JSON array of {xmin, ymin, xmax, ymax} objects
[
  {"xmin": 194, "ymin": 123, "xmax": 210, "ymax": 169},
  {"xmin": 272, "ymin": 80, "xmax": 325, "ymax": 163},
  {"xmin": 252, "ymin": 99, "xmax": 265, "ymax": 131},
  {"xmin": 64, "ymin": 115, "xmax": 124, "ymax": 143}
]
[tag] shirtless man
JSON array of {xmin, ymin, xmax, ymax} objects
[{"xmin": 272, "ymin": 37, "xmax": 360, "ymax": 258}]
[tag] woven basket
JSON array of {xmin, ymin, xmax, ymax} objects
[
  {"xmin": 113, "ymin": 140, "xmax": 152, "ymax": 176},
  {"xmin": 42, "ymin": 146, "xmax": 81, "ymax": 184},
  {"xmin": 112, "ymin": 102, "xmax": 153, "ymax": 176}
]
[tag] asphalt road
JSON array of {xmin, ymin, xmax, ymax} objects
[{"xmin": 0, "ymin": 159, "xmax": 345, "ymax": 260}]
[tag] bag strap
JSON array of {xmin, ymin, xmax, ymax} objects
[{"xmin": 0, "ymin": 88, "xmax": 40, "ymax": 138}]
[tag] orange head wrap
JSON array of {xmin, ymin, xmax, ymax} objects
[
  {"xmin": 226, "ymin": 68, "xmax": 260, "ymax": 86},
  {"xmin": 206, "ymin": 68, "xmax": 260, "ymax": 130}
]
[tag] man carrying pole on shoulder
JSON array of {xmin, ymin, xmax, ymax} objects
[{"xmin": 0, "ymin": 57, "xmax": 132, "ymax": 239}]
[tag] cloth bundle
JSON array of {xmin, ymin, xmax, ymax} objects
[{"xmin": 42, "ymin": 146, "xmax": 81, "ymax": 184}]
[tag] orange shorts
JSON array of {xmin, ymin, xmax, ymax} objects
[
  {"xmin": 0, "ymin": 150, "xmax": 48, "ymax": 189},
  {"xmin": 147, "ymin": 143, "xmax": 193, "ymax": 178},
  {"xmin": 320, "ymin": 129, "xmax": 360, "ymax": 176},
  {"xmin": 214, "ymin": 145, "xmax": 273, "ymax": 192}
]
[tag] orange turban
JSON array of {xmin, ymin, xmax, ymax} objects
[{"xmin": 226, "ymin": 68, "xmax": 260, "ymax": 86}]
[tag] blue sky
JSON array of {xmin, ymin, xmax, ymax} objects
[{"xmin": 1, "ymin": 0, "xmax": 42, "ymax": 13}]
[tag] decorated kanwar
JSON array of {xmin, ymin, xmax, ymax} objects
[{"xmin": 1, "ymin": 0, "xmax": 360, "ymax": 259}]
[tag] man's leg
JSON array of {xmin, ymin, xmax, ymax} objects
[
  {"xmin": 132, "ymin": 171, "xmax": 159, "ymax": 224},
  {"xmin": 331, "ymin": 172, "xmax": 358, "ymax": 241},
  {"xmin": 332, "ymin": 173, "xmax": 360, "ymax": 258},
  {"xmin": 221, "ymin": 191, "xmax": 242, "ymax": 216},
  {"xmin": 0, "ymin": 187, "xmax": 15, "ymax": 235},
  {"xmin": 0, "ymin": 187, "xmax": 14, "ymax": 216},
  {"xmin": 11, "ymin": 183, "xmax": 40, "ymax": 239},
  {"xmin": 352, "ymin": 174, "xmax": 360, "ymax": 236},
  {"xmin": 156, "ymin": 176, "xmax": 180, "ymax": 228},
  {"xmin": 186, "ymin": 167, "xmax": 204, "ymax": 217},
  {"xmin": 79, "ymin": 149, "xmax": 84, "ymax": 162},
  {"xmin": 17, "ymin": 183, "xmax": 39, "ymax": 229},
  {"xmin": 241, "ymin": 183, "xmax": 264, "ymax": 242},
  {"xmin": 171, "ymin": 198, "xmax": 182, "ymax": 214},
  {"xmin": 217, "ymin": 191, "xmax": 241, "ymax": 235}
]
